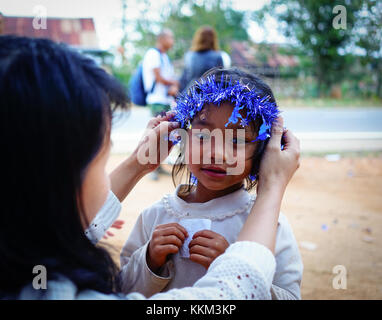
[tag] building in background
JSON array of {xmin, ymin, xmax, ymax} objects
[
  {"xmin": 0, "ymin": 13, "xmax": 113, "ymax": 66},
  {"xmin": 229, "ymin": 40, "xmax": 299, "ymax": 78}
]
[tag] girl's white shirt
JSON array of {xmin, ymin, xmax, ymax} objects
[
  {"xmin": 119, "ymin": 185, "xmax": 303, "ymax": 299},
  {"xmin": 15, "ymin": 190, "xmax": 280, "ymax": 300}
]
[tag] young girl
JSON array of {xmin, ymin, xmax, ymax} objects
[{"xmin": 120, "ymin": 67, "xmax": 303, "ymax": 299}]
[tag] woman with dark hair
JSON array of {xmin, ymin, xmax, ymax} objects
[
  {"xmin": 179, "ymin": 26, "xmax": 224, "ymax": 93},
  {"xmin": 0, "ymin": 35, "xmax": 300, "ymax": 299}
]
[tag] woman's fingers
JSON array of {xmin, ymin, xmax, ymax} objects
[
  {"xmin": 111, "ymin": 219, "xmax": 124, "ymax": 229},
  {"xmin": 282, "ymin": 128, "xmax": 300, "ymax": 154},
  {"xmin": 146, "ymin": 111, "xmax": 177, "ymax": 129},
  {"xmin": 267, "ymin": 116, "xmax": 284, "ymax": 150}
]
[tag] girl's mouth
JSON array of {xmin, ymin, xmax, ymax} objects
[{"xmin": 201, "ymin": 166, "xmax": 227, "ymax": 178}]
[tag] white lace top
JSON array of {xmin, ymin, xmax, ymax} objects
[{"xmin": 120, "ymin": 185, "xmax": 303, "ymax": 299}]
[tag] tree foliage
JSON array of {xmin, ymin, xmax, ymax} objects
[
  {"xmin": 354, "ymin": 0, "xmax": 382, "ymax": 97},
  {"xmin": 253, "ymin": 0, "xmax": 364, "ymax": 96},
  {"xmin": 125, "ymin": 0, "xmax": 249, "ymax": 61}
]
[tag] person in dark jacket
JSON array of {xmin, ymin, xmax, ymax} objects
[{"xmin": 179, "ymin": 26, "xmax": 225, "ymax": 93}]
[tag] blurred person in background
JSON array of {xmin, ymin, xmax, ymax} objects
[
  {"xmin": 142, "ymin": 28, "xmax": 179, "ymax": 116},
  {"xmin": 142, "ymin": 29, "xmax": 179, "ymax": 180},
  {"xmin": 179, "ymin": 26, "xmax": 225, "ymax": 93}
]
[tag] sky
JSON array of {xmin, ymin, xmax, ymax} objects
[{"xmin": 0, "ymin": 0, "xmax": 287, "ymax": 50}]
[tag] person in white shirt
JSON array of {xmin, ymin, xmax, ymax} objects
[
  {"xmin": 119, "ymin": 67, "xmax": 303, "ymax": 299},
  {"xmin": 142, "ymin": 29, "xmax": 179, "ymax": 180},
  {"xmin": 142, "ymin": 29, "xmax": 179, "ymax": 117}
]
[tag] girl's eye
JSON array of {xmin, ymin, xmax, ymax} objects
[
  {"xmin": 194, "ymin": 132, "xmax": 210, "ymax": 141},
  {"xmin": 232, "ymin": 137, "xmax": 248, "ymax": 145}
]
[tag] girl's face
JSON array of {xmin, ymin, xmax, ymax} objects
[
  {"xmin": 80, "ymin": 134, "xmax": 112, "ymax": 228},
  {"xmin": 186, "ymin": 102, "xmax": 258, "ymax": 192}
]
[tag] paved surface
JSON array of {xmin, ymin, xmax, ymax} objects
[{"xmin": 111, "ymin": 107, "xmax": 382, "ymax": 153}]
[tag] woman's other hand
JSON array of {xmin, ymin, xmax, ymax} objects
[{"xmin": 257, "ymin": 116, "xmax": 300, "ymax": 194}]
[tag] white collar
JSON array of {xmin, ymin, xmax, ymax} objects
[{"xmin": 162, "ymin": 184, "xmax": 255, "ymax": 221}]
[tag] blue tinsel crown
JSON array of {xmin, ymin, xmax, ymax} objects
[{"xmin": 173, "ymin": 74, "xmax": 280, "ymax": 141}]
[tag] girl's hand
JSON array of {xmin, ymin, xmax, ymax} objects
[
  {"xmin": 188, "ymin": 230, "xmax": 229, "ymax": 269},
  {"xmin": 133, "ymin": 111, "xmax": 180, "ymax": 175},
  {"xmin": 257, "ymin": 116, "xmax": 300, "ymax": 194},
  {"xmin": 147, "ymin": 223, "xmax": 188, "ymax": 274}
]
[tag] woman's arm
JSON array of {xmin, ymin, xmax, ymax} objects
[
  {"xmin": 110, "ymin": 112, "xmax": 180, "ymax": 202},
  {"xmin": 237, "ymin": 117, "xmax": 300, "ymax": 253}
]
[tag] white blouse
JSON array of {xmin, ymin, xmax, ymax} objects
[{"xmin": 119, "ymin": 185, "xmax": 303, "ymax": 299}]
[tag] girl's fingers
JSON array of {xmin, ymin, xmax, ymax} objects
[
  {"xmin": 192, "ymin": 229, "xmax": 217, "ymax": 240},
  {"xmin": 189, "ymin": 235, "xmax": 212, "ymax": 248},
  {"xmin": 156, "ymin": 235, "xmax": 183, "ymax": 248},
  {"xmin": 158, "ymin": 244, "xmax": 179, "ymax": 255},
  {"xmin": 189, "ymin": 244, "xmax": 215, "ymax": 258},
  {"xmin": 189, "ymin": 254, "xmax": 211, "ymax": 269},
  {"xmin": 156, "ymin": 223, "xmax": 188, "ymax": 238}
]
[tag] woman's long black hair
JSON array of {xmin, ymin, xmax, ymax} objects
[{"xmin": 0, "ymin": 36, "xmax": 128, "ymax": 296}]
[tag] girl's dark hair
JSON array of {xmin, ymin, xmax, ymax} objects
[
  {"xmin": 172, "ymin": 67, "xmax": 276, "ymax": 192},
  {"xmin": 0, "ymin": 36, "xmax": 129, "ymax": 296}
]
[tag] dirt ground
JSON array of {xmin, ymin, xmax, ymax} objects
[{"xmin": 102, "ymin": 154, "xmax": 382, "ymax": 300}]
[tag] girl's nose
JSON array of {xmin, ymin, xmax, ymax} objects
[{"xmin": 206, "ymin": 136, "xmax": 226, "ymax": 165}]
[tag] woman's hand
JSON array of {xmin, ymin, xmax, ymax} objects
[
  {"xmin": 189, "ymin": 230, "xmax": 229, "ymax": 269},
  {"xmin": 132, "ymin": 111, "xmax": 180, "ymax": 175},
  {"xmin": 147, "ymin": 223, "xmax": 188, "ymax": 274},
  {"xmin": 110, "ymin": 111, "xmax": 180, "ymax": 202},
  {"xmin": 257, "ymin": 116, "xmax": 300, "ymax": 195},
  {"xmin": 102, "ymin": 220, "xmax": 124, "ymax": 240},
  {"xmin": 237, "ymin": 116, "xmax": 300, "ymax": 252}
]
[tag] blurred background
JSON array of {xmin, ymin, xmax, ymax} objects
[{"xmin": 1, "ymin": 0, "xmax": 381, "ymax": 299}]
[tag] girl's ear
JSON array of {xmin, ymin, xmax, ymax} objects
[{"xmin": 247, "ymin": 137, "xmax": 269, "ymax": 190}]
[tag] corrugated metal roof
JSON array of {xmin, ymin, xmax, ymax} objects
[{"xmin": 0, "ymin": 15, "xmax": 98, "ymax": 49}]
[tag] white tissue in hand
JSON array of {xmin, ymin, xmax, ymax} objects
[{"xmin": 179, "ymin": 218, "xmax": 212, "ymax": 258}]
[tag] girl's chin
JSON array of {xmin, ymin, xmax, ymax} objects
[{"xmin": 196, "ymin": 178, "xmax": 240, "ymax": 192}]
